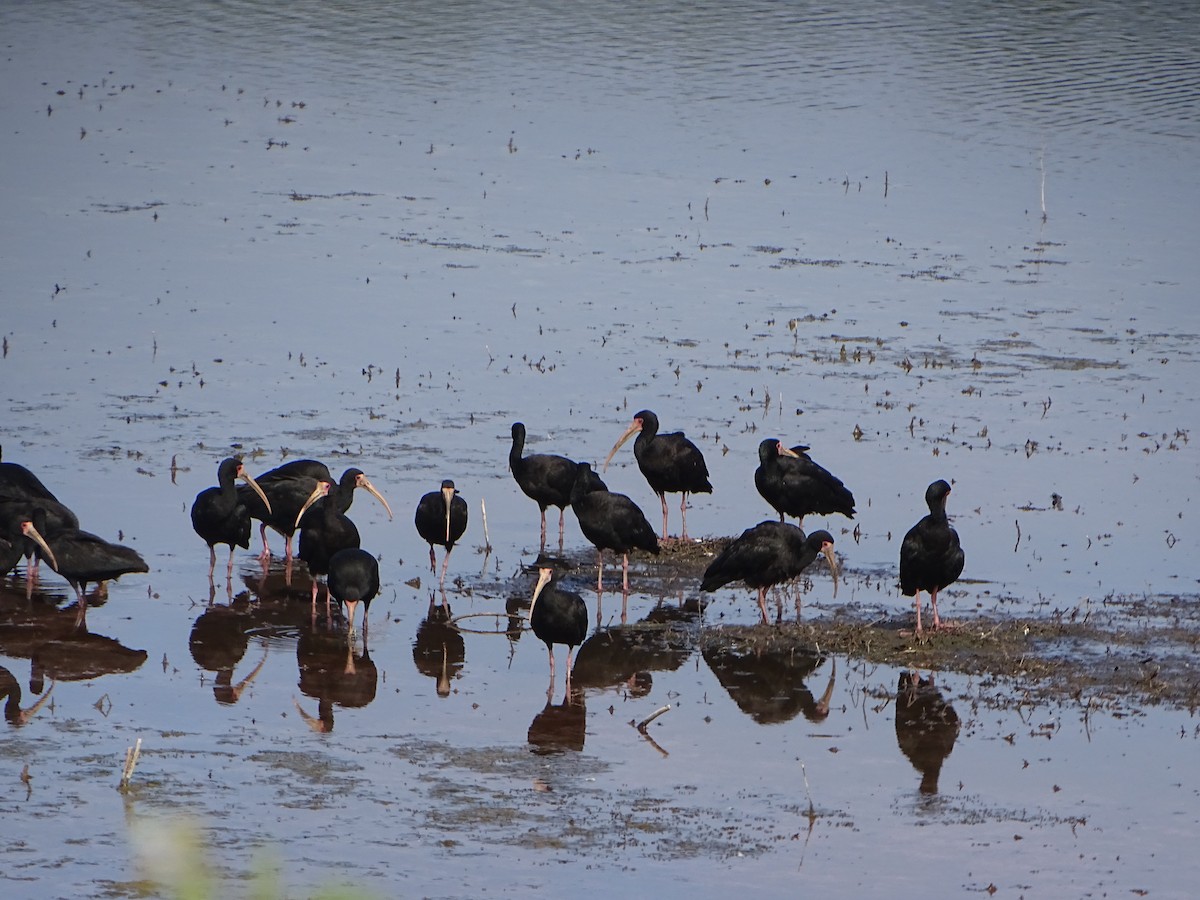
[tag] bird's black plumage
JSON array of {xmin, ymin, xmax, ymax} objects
[
  {"xmin": 528, "ymin": 562, "xmax": 588, "ymax": 688},
  {"xmin": 238, "ymin": 459, "xmax": 333, "ymax": 561},
  {"xmin": 701, "ymin": 522, "xmax": 836, "ymax": 623},
  {"xmin": 414, "ymin": 480, "xmax": 468, "ymax": 584},
  {"xmin": 603, "ymin": 409, "xmax": 711, "ymax": 541},
  {"xmin": 510, "ymin": 422, "xmax": 604, "ymax": 549},
  {"xmin": 191, "ymin": 458, "xmax": 271, "ymax": 581},
  {"xmin": 295, "ymin": 478, "xmax": 363, "ymax": 609},
  {"xmin": 32, "ymin": 507, "xmax": 148, "ymax": 613},
  {"xmin": 899, "ymin": 479, "xmax": 965, "ymax": 633},
  {"xmin": 327, "ymin": 547, "xmax": 380, "ymax": 636},
  {"xmin": 754, "ymin": 439, "xmax": 856, "ymax": 524},
  {"xmin": 570, "ymin": 462, "xmax": 659, "ymax": 593}
]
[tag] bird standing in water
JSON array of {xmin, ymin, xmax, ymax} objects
[
  {"xmin": 414, "ymin": 480, "xmax": 468, "ymax": 585},
  {"xmin": 327, "ymin": 547, "xmax": 380, "ymax": 640},
  {"xmin": 603, "ymin": 409, "xmax": 711, "ymax": 542},
  {"xmin": 528, "ymin": 558, "xmax": 588, "ymax": 693},
  {"xmin": 899, "ymin": 479, "xmax": 965, "ymax": 633},
  {"xmin": 191, "ymin": 458, "xmax": 272, "ymax": 582},
  {"xmin": 509, "ymin": 422, "xmax": 602, "ymax": 551}
]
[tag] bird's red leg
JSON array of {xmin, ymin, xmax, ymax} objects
[
  {"xmin": 208, "ymin": 547, "xmax": 217, "ymax": 581},
  {"xmin": 539, "ymin": 509, "xmax": 547, "ymax": 549},
  {"xmin": 547, "ymin": 645, "xmax": 556, "ymax": 682},
  {"xmin": 557, "ymin": 509, "xmax": 566, "ymax": 552},
  {"xmin": 596, "ymin": 549, "xmax": 604, "ymax": 594},
  {"xmin": 757, "ymin": 588, "xmax": 769, "ymax": 624},
  {"xmin": 621, "ymin": 552, "xmax": 630, "ymax": 593},
  {"xmin": 428, "ymin": 545, "xmax": 437, "ymax": 573},
  {"xmin": 284, "ymin": 534, "xmax": 294, "ymax": 563},
  {"xmin": 258, "ymin": 523, "xmax": 270, "ymax": 560},
  {"xmin": 931, "ymin": 589, "xmax": 941, "ymax": 630},
  {"xmin": 225, "ymin": 547, "xmax": 236, "ymax": 580},
  {"xmin": 680, "ymin": 493, "xmax": 689, "ymax": 541},
  {"xmin": 659, "ymin": 493, "xmax": 669, "ymax": 541}
]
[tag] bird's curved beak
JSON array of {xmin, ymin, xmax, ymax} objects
[
  {"xmin": 355, "ymin": 474, "xmax": 394, "ymax": 521},
  {"xmin": 528, "ymin": 567, "xmax": 552, "ymax": 622},
  {"xmin": 821, "ymin": 541, "xmax": 839, "ymax": 594},
  {"xmin": 239, "ymin": 469, "xmax": 272, "ymax": 515},
  {"xmin": 21, "ymin": 521, "xmax": 57, "ymax": 571},
  {"xmin": 815, "ymin": 657, "xmax": 837, "ymax": 719},
  {"xmin": 602, "ymin": 419, "xmax": 642, "ymax": 473},
  {"xmin": 294, "ymin": 482, "xmax": 331, "ymax": 529},
  {"xmin": 777, "ymin": 443, "xmax": 801, "ymax": 458},
  {"xmin": 441, "ymin": 484, "xmax": 456, "ymax": 541}
]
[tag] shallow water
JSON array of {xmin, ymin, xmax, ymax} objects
[{"xmin": 2, "ymin": 1, "xmax": 1198, "ymax": 897}]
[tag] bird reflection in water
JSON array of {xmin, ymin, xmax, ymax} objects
[
  {"xmin": 527, "ymin": 685, "xmax": 586, "ymax": 755},
  {"xmin": 894, "ymin": 671, "xmax": 960, "ymax": 795},
  {"xmin": 295, "ymin": 624, "xmax": 377, "ymax": 733},
  {"xmin": 571, "ymin": 612, "xmax": 693, "ymax": 697},
  {"xmin": 412, "ymin": 591, "xmax": 465, "ymax": 698},
  {"xmin": 701, "ymin": 636, "xmax": 836, "ymax": 725},
  {"xmin": 0, "ymin": 664, "xmax": 53, "ymax": 726},
  {"xmin": 188, "ymin": 595, "xmax": 268, "ymax": 705}
]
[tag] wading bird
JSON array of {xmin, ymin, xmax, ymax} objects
[
  {"xmin": 899, "ymin": 479, "xmax": 965, "ymax": 633},
  {"xmin": 191, "ymin": 458, "xmax": 271, "ymax": 582},
  {"xmin": 754, "ymin": 439, "xmax": 856, "ymax": 525},
  {"xmin": 414, "ymin": 480, "xmax": 468, "ymax": 585},
  {"xmin": 527, "ymin": 558, "xmax": 588, "ymax": 691},
  {"xmin": 570, "ymin": 462, "xmax": 659, "ymax": 594},
  {"xmin": 326, "ymin": 547, "xmax": 380, "ymax": 639},
  {"xmin": 603, "ymin": 409, "xmax": 711, "ymax": 542},
  {"xmin": 700, "ymin": 522, "xmax": 836, "ymax": 624},
  {"xmin": 509, "ymin": 422, "xmax": 604, "ymax": 550}
]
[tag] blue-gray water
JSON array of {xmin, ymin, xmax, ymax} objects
[{"xmin": 2, "ymin": 2, "xmax": 1198, "ymax": 897}]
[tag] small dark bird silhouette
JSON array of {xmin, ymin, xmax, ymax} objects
[
  {"xmin": 414, "ymin": 480, "xmax": 468, "ymax": 585},
  {"xmin": 899, "ymin": 480, "xmax": 965, "ymax": 633},
  {"xmin": 701, "ymin": 522, "xmax": 836, "ymax": 623},
  {"xmin": 603, "ymin": 409, "xmax": 711, "ymax": 541}
]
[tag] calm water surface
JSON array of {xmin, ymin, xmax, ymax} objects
[{"xmin": 2, "ymin": 1, "xmax": 1198, "ymax": 897}]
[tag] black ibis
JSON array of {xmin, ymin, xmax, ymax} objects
[
  {"xmin": 414, "ymin": 480, "xmax": 468, "ymax": 585},
  {"xmin": 0, "ymin": 450, "xmax": 79, "ymax": 590},
  {"xmin": 0, "ymin": 446, "xmax": 64, "ymax": 505},
  {"xmin": 191, "ymin": 458, "xmax": 271, "ymax": 582},
  {"xmin": 754, "ymin": 439, "xmax": 856, "ymax": 525},
  {"xmin": 241, "ymin": 462, "xmax": 392, "ymax": 563},
  {"xmin": 570, "ymin": 462, "xmax": 659, "ymax": 594},
  {"xmin": 237, "ymin": 459, "xmax": 332, "ymax": 561},
  {"xmin": 509, "ymin": 422, "xmax": 604, "ymax": 550},
  {"xmin": 528, "ymin": 558, "xmax": 588, "ymax": 690},
  {"xmin": 31, "ymin": 508, "xmax": 148, "ymax": 620},
  {"xmin": 700, "ymin": 522, "xmax": 836, "ymax": 623},
  {"xmin": 603, "ymin": 409, "xmax": 711, "ymax": 541},
  {"xmin": 899, "ymin": 479, "xmax": 965, "ymax": 633},
  {"xmin": 294, "ymin": 478, "xmax": 364, "ymax": 613},
  {"xmin": 327, "ymin": 547, "xmax": 380, "ymax": 638}
]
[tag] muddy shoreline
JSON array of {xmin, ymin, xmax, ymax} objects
[{"xmin": 509, "ymin": 539, "xmax": 1200, "ymax": 716}]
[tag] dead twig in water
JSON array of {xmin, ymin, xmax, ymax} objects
[
  {"xmin": 636, "ymin": 704, "xmax": 671, "ymax": 732},
  {"xmin": 1014, "ymin": 519, "xmax": 1022, "ymax": 553},
  {"xmin": 480, "ymin": 499, "xmax": 492, "ymax": 554},
  {"xmin": 118, "ymin": 737, "xmax": 142, "ymax": 792}
]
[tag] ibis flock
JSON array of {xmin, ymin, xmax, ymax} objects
[{"xmin": 2, "ymin": 412, "xmax": 966, "ymax": 689}]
